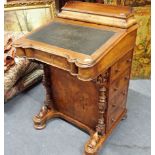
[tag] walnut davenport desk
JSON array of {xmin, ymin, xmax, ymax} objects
[{"xmin": 14, "ymin": 2, "xmax": 138, "ymax": 155}]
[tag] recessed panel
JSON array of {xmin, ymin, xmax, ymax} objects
[{"xmin": 27, "ymin": 22, "xmax": 115, "ymax": 55}]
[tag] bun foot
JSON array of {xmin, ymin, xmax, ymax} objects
[
  {"xmin": 33, "ymin": 105, "xmax": 54, "ymax": 130},
  {"xmin": 34, "ymin": 121, "xmax": 46, "ymax": 130}
]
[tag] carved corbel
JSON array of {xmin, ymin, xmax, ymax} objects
[{"xmin": 85, "ymin": 132, "xmax": 101, "ymax": 154}]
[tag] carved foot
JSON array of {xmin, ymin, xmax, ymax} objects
[
  {"xmin": 33, "ymin": 105, "xmax": 54, "ymax": 130},
  {"xmin": 84, "ymin": 132, "xmax": 102, "ymax": 155}
]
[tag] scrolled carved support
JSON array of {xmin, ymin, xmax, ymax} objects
[
  {"xmin": 42, "ymin": 64, "xmax": 53, "ymax": 109},
  {"xmin": 85, "ymin": 132, "xmax": 101, "ymax": 155},
  {"xmin": 33, "ymin": 64, "xmax": 54, "ymax": 129}
]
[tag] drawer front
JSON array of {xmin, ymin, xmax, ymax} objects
[
  {"xmin": 107, "ymin": 105, "xmax": 125, "ymax": 131},
  {"xmin": 107, "ymin": 88, "xmax": 127, "ymax": 131},
  {"xmin": 108, "ymin": 84, "xmax": 128, "ymax": 114},
  {"xmin": 106, "ymin": 66, "xmax": 130, "ymax": 131},
  {"xmin": 110, "ymin": 51, "xmax": 133, "ymax": 83},
  {"xmin": 109, "ymin": 69, "xmax": 130, "ymax": 99}
]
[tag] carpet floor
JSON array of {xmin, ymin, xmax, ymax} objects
[{"xmin": 4, "ymin": 80, "xmax": 151, "ymax": 155}]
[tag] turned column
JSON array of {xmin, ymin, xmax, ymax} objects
[
  {"xmin": 85, "ymin": 71, "xmax": 109, "ymax": 155},
  {"xmin": 33, "ymin": 64, "xmax": 54, "ymax": 129},
  {"xmin": 42, "ymin": 64, "xmax": 53, "ymax": 109}
]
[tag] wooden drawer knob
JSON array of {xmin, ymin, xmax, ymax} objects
[
  {"xmin": 112, "ymin": 104, "xmax": 116, "ymax": 107},
  {"xmin": 115, "ymin": 69, "xmax": 120, "ymax": 73},
  {"xmin": 127, "ymin": 59, "xmax": 132, "ymax": 63},
  {"xmin": 111, "ymin": 118, "xmax": 116, "ymax": 123},
  {"xmin": 122, "ymin": 91, "xmax": 127, "ymax": 96},
  {"xmin": 114, "ymin": 87, "xmax": 118, "ymax": 91},
  {"xmin": 124, "ymin": 76, "xmax": 129, "ymax": 80}
]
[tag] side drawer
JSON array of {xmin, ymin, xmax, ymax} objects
[
  {"xmin": 108, "ymin": 84, "xmax": 128, "ymax": 114},
  {"xmin": 107, "ymin": 102, "xmax": 126, "ymax": 131},
  {"xmin": 110, "ymin": 51, "xmax": 133, "ymax": 83},
  {"xmin": 109, "ymin": 68, "xmax": 130, "ymax": 99}
]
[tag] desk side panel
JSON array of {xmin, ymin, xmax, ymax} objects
[{"xmin": 50, "ymin": 66, "xmax": 99, "ymax": 130}]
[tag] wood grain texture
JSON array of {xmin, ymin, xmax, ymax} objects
[
  {"xmin": 14, "ymin": 2, "xmax": 137, "ymax": 154},
  {"xmin": 50, "ymin": 66, "xmax": 99, "ymax": 130},
  {"xmin": 14, "ymin": 18, "xmax": 137, "ymax": 81},
  {"xmin": 58, "ymin": 10, "xmax": 136, "ymax": 28},
  {"xmin": 62, "ymin": 1, "xmax": 133, "ymax": 18},
  {"xmin": 58, "ymin": 1, "xmax": 137, "ymax": 29}
]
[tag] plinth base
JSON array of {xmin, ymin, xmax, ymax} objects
[{"xmin": 33, "ymin": 105, "xmax": 127, "ymax": 155}]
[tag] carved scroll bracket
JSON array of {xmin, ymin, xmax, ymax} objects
[
  {"xmin": 85, "ymin": 132, "xmax": 101, "ymax": 154},
  {"xmin": 94, "ymin": 71, "xmax": 109, "ymax": 86}
]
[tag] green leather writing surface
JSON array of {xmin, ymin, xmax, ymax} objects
[{"xmin": 27, "ymin": 22, "xmax": 115, "ymax": 55}]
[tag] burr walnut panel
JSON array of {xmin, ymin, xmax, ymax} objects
[
  {"xmin": 109, "ymin": 68, "xmax": 131, "ymax": 99},
  {"xmin": 50, "ymin": 66, "xmax": 100, "ymax": 130},
  {"xmin": 14, "ymin": 2, "xmax": 137, "ymax": 155}
]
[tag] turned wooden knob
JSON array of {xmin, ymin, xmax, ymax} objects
[
  {"xmin": 115, "ymin": 69, "xmax": 120, "ymax": 73},
  {"xmin": 124, "ymin": 76, "xmax": 129, "ymax": 80},
  {"xmin": 114, "ymin": 87, "xmax": 118, "ymax": 91},
  {"xmin": 112, "ymin": 104, "xmax": 116, "ymax": 107},
  {"xmin": 127, "ymin": 58, "xmax": 132, "ymax": 63},
  {"xmin": 122, "ymin": 91, "xmax": 127, "ymax": 96},
  {"xmin": 111, "ymin": 118, "xmax": 116, "ymax": 123}
]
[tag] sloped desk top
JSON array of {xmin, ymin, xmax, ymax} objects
[
  {"xmin": 14, "ymin": 2, "xmax": 137, "ymax": 81},
  {"xmin": 27, "ymin": 22, "xmax": 115, "ymax": 55}
]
